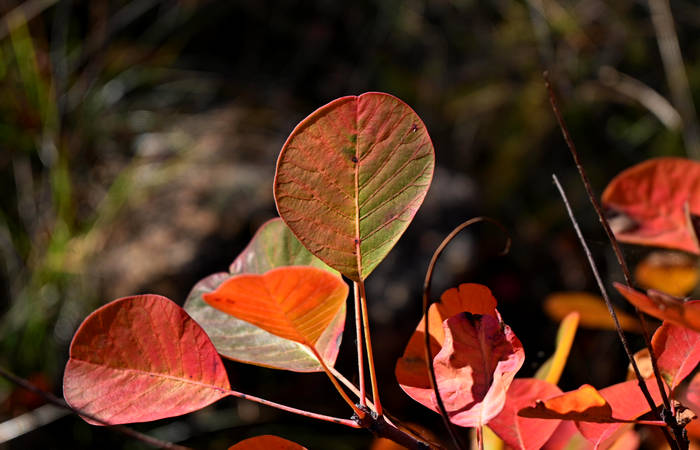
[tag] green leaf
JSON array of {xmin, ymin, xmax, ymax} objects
[
  {"xmin": 184, "ymin": 219, "xmax": 345, "ymax": 372},
  {"xmin": 274, "ymin": 92, "xmax": 435, "ymax": 281}
]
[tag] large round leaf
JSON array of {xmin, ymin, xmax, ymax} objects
[
  {"xmin": 184, "ymin": 219, "xmax": 345, "ymax": 372},
  {"xmin": 63, "ymin": 295, "xmax": 230, "ymax": 425},
  {"xmin": 274, "ymin": 92, "xmax": 435, "ymax": 281}
]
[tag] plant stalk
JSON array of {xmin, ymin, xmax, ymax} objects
[
  {"xmin": 357, "ymin": 279, "xmax": 383, "ymax": 417},
  {"xmin": 353, "ymin": 281, "xmax": 367, "ymax": 408}
]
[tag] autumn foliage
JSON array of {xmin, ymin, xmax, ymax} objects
[{"xmin": 61, "ymin": 95, "xmax": 700, "ymax": 449}]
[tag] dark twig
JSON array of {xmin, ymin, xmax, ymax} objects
[
  {"xmin": 423, "ymin": 217, "xmax": 511, "ymax": 450},
  {"xmin": 0, "ymin": 366, "xmax": 189, "ymax": 449},
  {"xmin": 545, "ymin": 73, "xmax": 687, "ymax": 450},
  {"xmin": 551, "ymin": 175, "xmax": 679, "ymax": 450}
]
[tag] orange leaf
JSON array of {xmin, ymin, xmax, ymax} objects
[
  {"xmin": 544, "ymin": 292, "xmax": 641, "ymax": 333},
  {"xmin": 518, "ymin": 385, "xmax": 613, "ymax": 422},
  {"xmin": 203, "ymin": 266, "xmax": 348, "ymax": 347},
  {"xmin": 395, "ymin": 284, "xmax": 500, "ymax": 408},
  {"xmin": 614, "ymin": 282, "xmax": 700, "ymax": 332},
  {"xmin": 601, "ymin": 157, "xmax": 700, "ymax": 254},
  {"xmin": 229, "ymin": 435, "xmax": 307, "ymax": 449},
  {"xmin": 535, "ymin": 311, "xmax": 579, "ymax": 385},
  {"xmin": 634, "ymin": 251, "xmax": 699, "ymax": 297}
]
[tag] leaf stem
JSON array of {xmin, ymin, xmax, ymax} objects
[
  {"xmin": 477, "ymin": 426, "xmax": 484, "ymax": 450},
  {"xmin": 357, "ymin": 279, "xmax": 383, "ymax": 417},
  {"xmin": 0, "ymin": 365, "xmax": 190, "ymax": 450},
  {"xmin": 544, "ymin": 73, "xmax": 686, "ymax": 449},
  {"xmin": 308, "ymin": 345, "xmax": 366, "ymax": 420},
  {"xmin": 353, "ymin": 281, "xmax": 367, "ymax": 408},
  {"xmin": 551, "ymin": 174, "xmax": 679, "ymax": 450},
  {"xmin": 422, "ymin": 217, "xmax": 511, "ymax": 450}
]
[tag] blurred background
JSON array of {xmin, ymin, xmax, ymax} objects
[{"xmin": 1, "ymin": 0, "xmax": 699, "ymax": 448}]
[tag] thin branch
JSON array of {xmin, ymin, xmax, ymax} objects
[
  {"xmin": 357, "ymin": 279, "xmax": 383, "ymax": 417},
  {"xmin": 423, "ymin": 217, "xmax": 511, "ymax": 450},
  {"xmin": 545, "ymin": 73, "xmax": 687, "ymax": 449},
  {"xmin": 551, "ymin": 175, "xmax": 679, "ymax": 450},
  {"xmin": 353, "ymin": 281, "xmax": 367, "ymax": 408},
  {"xmin": 648, "ymin": 0, "xmax": 700, "ymax": 159},
  {"xmin": 0, "ymin": 366, "xmax": 190, "ymax": 449},
  {"xmin": 307, "ymin": 346, "xmax": 366, "ymax": 421}
]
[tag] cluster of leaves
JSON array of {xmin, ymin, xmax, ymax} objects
[{"xmin": 61, "ymin": 93, "xmax": 700, "ymax": 449}]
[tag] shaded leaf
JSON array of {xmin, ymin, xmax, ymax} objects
[
  {"xmin": 614, "ymin": 282, "xmax": 700, "ymax": 332},
  {"xmin": 535, "ymin": 311, "xmax": 579, "ymax": 384},
  {"xmin": 229, "ymin": 218, "xmax": 337, "ymax": 275},
  {"xmin": 601, "ymin": 157, "xmax": 700, "ymax": 254},
  {"xmin": 274, "ymin": 92, "xmax": 435, "ymax": 281},
  {"xmin": 229, "ymin": 435, "xmax": 307, "ymax": 450},
  {"xmin": 651, "ymin": 320, "xmax": 700, "ymax": 388},
  {"xmin": 576, "ymin": 379, "xmax": 664, "ymax": 447},
  {"xmin": 203, "ymin": 266, "xmax": 348, "ymax": 347},
  {"xmin": 63, "ymin": 295, "xmax": 230, "ymax": 425},
  {"xmin": 395, "ymin": 284, "xmax": 499, "ymax": 407},
  {"xmin": 488, "ymin": 378, "xmax": 563, "ymax": 450},
  {"xmin": 626, "ymin": 348, "xmax": 653, "ymax": 381},
  {"xmin": 634, "ymin": 251, "xmax": 699, "ymax": 297},
  {"xmin": 544, "ymin": 292, "xmax": 642, "ymax": 332},
  {"xmin": 184, "ymin": 273, "xmax": 345, "ymax": 372},
  {"xmin": 431, "ymin": 312, "xmax": 525, "ymax": 427},
  {"xmin": 543, "ymin": 421, "xmax": 592, "ymax": 450}
]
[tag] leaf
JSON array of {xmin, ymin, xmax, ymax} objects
[
  {"xmin": 488, "ymin": 378, "xmax": 563, "ymax": 450},
  {"xmin": 634, "ymin": 251, "xmax": 699, "ymax": 297},
  {"xmin": 203, "ymin": 266, "xmax": 348, "ymax": 347},
  {"xmin": 542, "ymin": 421, "xmax": 591, "ymax": 450},
  {"xmin": 518, "ymin": 385, "xmax": 614, "ymax": 422},
  {"xmin": 431, "ymin": 312, "xmax": 525, "ymax": 427},
  {"xmin": 63, "ymin": 295, "xmax": 230, "ymax": 425},
  {"xmin": 229, "ymin": 218, "xmax": 337, "ymax": 275},
  {"xmin": 395, "ymin": 284, "xmax": 499, "ymax": 407},
  {"xmin": 535, "ymin": 311, "xmax": 579, "ymax": 384},
  {"xmin": 651, "ymin": 321, "xmax": 700, "ymax": 388},
  {"xmin": 544, "ymin": 292, "xmax": 642, "ymax": 332},
  {"xmin": 229, "ymin": 435, "xmax": 307, "ymax": 450},
  {"xmin": 185, "ymin": 219, "xmax": 344, "ymax": 372},
  {"xmin": 601, "ymin": 157, "xmax": 700, "ymax": 254},
  {"xmin": 576, "ymin": 379, "xmax": 664, "ymax": 447},
  {"xmin": 274, "ymin": 92, "xmax": 435, "ymax": 281},
  {"xmin": 184, "ymin": 273, "xmax": 345, "ymax": 372},
  {"xmin": 614, "ymin": 282, "xmax": 700, "ymax": 332}
]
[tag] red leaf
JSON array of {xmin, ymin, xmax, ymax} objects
[
  {"xmin": 432, "ymin": 312, "xmax": 525, "ymax": 427},
  {"xmin": 614, "ymin": 282, "xmax": 700, "ymax": 332},
  {"xmin": 651, "ymin": 320, "xmax": 700, "ymax": 388},
  {"xmin": 577, "ymin": 379, "xmax": 664, "ymax": 447},
  {"xmin": 395, "ymin": 284, "xmax": 500, "ymax": 410},
  {"xmin": 488, "ymin": 378, "xmax": 563, "ymax": 450},
  {"xmin": 203, "ymin": 266, "xmax": 348, "ymax": 347},
  {"xmin": 601, "ymin": 157, "xmax": 700, "ymax": 254},
  {"xmin": 229, "ymin": 435, "xmax": 307, "ymax": 449},
  {"xmin": 63, "ymin": 295, "xmax": 230, "ymax": 425},
  {"xmin": 274, "ymin": 92, "xmax": 435, "ymax": 281}
]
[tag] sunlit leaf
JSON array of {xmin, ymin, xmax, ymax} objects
[
  {"xmin": 203, "ymin": 266, "xmax": 348, "ymax": 347},
  {"xmin": 652, "ymin": 321, "xmax": 700, "ymax": 388},
  {"xmin": 185, "ymin": 219, "xmax": 345, "ymax": 372},
  {"xmin": 535, "ymin": 311, "xmax": 579, "ymax": 384},
  {"xmin": 542, "ymin": 420, "xmax": 591, "ymax": 450},
  {"xmin": 229, "ymin": 435, "xmax": 307, "ymax": 449},
  {"xmin": 63, "ymin": 295, "xmax": 230, "ymax": 425},
  {"xmin": 614, "ymin": 282, "xmax": 700, "ymax": 332},
  {"xmin": 488, "ymin": 378, "xmax": 563, "ymax": 450},
  {"xmin": 544, "ymin": 292, "xmax": 642, "ymax": 332},
  {"xmin": 395, "ymin": 284, "xmax": 499, "ymax": 408},
  {"xmin": 518, "ymin": 385, "xmax": 613, "ymax": 422},
  {"xmin": 601, "ymin": 157, "xmax": 700, "ymax": 254},
  {"xmin": 274, "ymin": 92, "xmax": 435, "ymax": 281},
  {"xmin": 431, "ymin": 312, "xmax": 525, "ymax": 427},
  {"xmin": 634, "ymin": 251, "xmax": 699, "ymax": 297},
  {"xmin": 576, "ymin": 379, "xmax": 664, "ymax": 446},
  {"xmin": 184, "ymin": 273, "xmax": 345, "ymax": 372}
]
